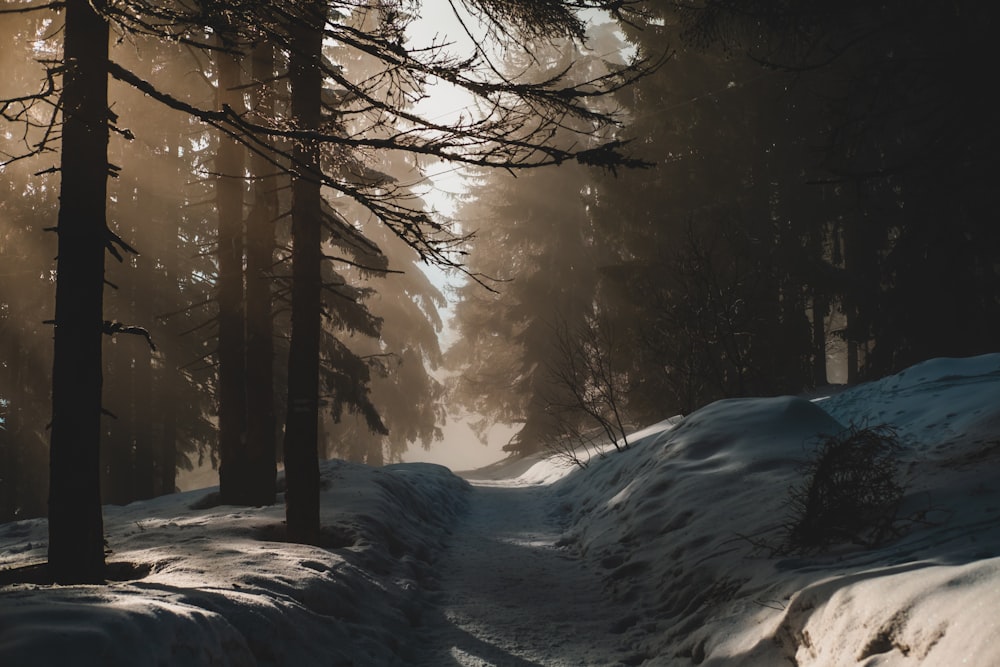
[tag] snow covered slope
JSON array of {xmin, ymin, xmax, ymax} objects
[
  {"xmin": 535, "ymin": 353, "xmax": 1000, "ymax": 665},
  {"xmin": 0, "ymin": 462, "xmax": 469, "ymax": 666}
]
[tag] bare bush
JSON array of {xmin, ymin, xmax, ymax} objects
[
  {"xmin": 541, "ymin": 314, "xmax": 633, "ymax": 468},
  {"xmin": 784, "ymin": 424, "xmax": 906, "ymax": 551}
]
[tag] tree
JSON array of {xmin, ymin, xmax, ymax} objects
[
  {"xmin": 214, "ymin": 38, "xmax": 252, "ymax": 506},
  {"xmin": 446, "ymin": 159, "xmax": 600, "ymax": 456},
  {"xmin": 445, "ymin": 28, "xmax": 629, "ymax": 456},
  {"xmin": 3, "ymin": 0, "xmax": 657, "ymax": 575},
  {"xmin": 0, "ymin": 10, "xmax": 58, "ymax": 522},
  {"xmin": 669, "ymin": 0, "xmax": 1000, "ymax": 380},
  {"xmin": 582, "ymin": 5, "xmax": 835, "ymax": 419},
  {"xmin": 254, "ymin": 0, "xmax": 656, "ymax": 538},
  {"xmin": 283, "ymin": 0, "xmax": 328, "ymax": 544},
  {"xmin": 322, "ymin": 205, "xmax": 448, "ymax": 466},
  {"xmin": 543, "ymin": 312, "xmax": 633, "ymax": 461},
  {"xmin": 47, "ymin": 0, "xmax": 113, "ymax": 583},
  {"xmin": 243, "ymin": 39, "xmax": 281, "ymax": 505}
]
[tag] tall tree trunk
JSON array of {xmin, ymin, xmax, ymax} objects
[
  {"xmin": 16, "ymin": 329, "xmax": 49, "ymax": 519},
  {"xmin": 284, "ymin": 3, "xmax": 325, "ymax": 544},
  {"xmin": 153, "ymin": 145, "xmax": 185, "ymax": 498},
  {"xmin": 102, "ymin": 345, "xmax": 133, "ymax": 505},
  {"xmin": 48, "ymin": 0, "xmax": 110, "ymax": 583},
  {"xmin": 244, "ymin": 40, "xmax": 279, "ymax": 505},
  {"xmin": 131, "ymin": 329, "xmax": 154, "ymax": 499},
  {"xmin": 215, "ymin": 47, "xmax": 250, "ymax": 505},
  {"xmin": 157, "ymin": 393, "xmax": 178, "ymax": 495},
  {"xmin": 0, "ymin": 325, "xmax": 19, "ymax": 522},
  {"xmin": 811, "ymin": 291, "xmax": 829, "ymax": 387}
]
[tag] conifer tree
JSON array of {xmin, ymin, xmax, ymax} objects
[{"xmin": 2, "ymin": 0, "xmax": 656, "ymax": 571}]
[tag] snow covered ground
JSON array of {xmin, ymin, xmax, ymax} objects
[
  {"xmin": 2, "ymin": 353, "xmax": 1000, "ymax": 666},
  {"xmin": 0, "ymin": 463, "xmax": 471, "ymax": 666}
]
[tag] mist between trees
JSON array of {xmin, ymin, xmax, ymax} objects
[{"xmin": 1, "ymin": 1, "xmax": 998, "ymax": 582}]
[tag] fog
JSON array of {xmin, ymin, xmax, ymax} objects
[{"xmin": 401, "ymin": 419, "xmax": 516, "ymax": 472}]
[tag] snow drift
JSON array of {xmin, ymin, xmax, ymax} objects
[
  {"xmin": 0, "ymin": 462, "xmax": 469, "ymax": 666},
  {"xmin": 538, "ymin": 353, "xmax": 1000, "ymax": 665}
]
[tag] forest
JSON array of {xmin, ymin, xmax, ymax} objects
[{"xmin": 2, "ymin": 0, "xmax": 998, "ymax": 588}]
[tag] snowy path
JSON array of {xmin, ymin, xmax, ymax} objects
[{"xmin": 411, "ymin": 479, "xmax": 641, "ymax": 667}]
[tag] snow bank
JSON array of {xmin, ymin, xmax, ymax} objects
[
  {"xmin": 0, "ymin": 460, "xmax": 469, "ymax": 666},
  {"xmin": 543, "ymin": 354, "xmax": 1000, "ymax": 666}
]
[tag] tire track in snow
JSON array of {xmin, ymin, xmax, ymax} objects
[{"xmin": 410, "ymin": 479, "xmax": 640, "ymax": 667}]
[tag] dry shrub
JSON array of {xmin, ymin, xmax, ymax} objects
[{"xmin": 785, "ymin": 424, "xmax": 906, "ymax": 551}]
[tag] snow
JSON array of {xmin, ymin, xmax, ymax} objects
[
  {"xmin": 3, "ymin": 353, "xmax": 1000, "ymax": 666},
  {"xmin": 0, "ymin": 462, "xmax": 470, "ymax": 666}
]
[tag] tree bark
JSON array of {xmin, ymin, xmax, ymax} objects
[
  {"xmin": 243, "ymin": 40, "xmax": 279, "ymax": 506},
  {"xmin": 811, "ymin": 292, "xmax": 828, "ymax": 386},
  {"xmin": 154, "ymin": 144, "xmax": 185, "ymax": 498},
  {"xmin": 284, "ymin": 3, "xmax": 325, "ymax": 544},
  {"xmin": 215, "ymin": 46, "xmax": 250, "ymax": 505},
  {"xmin": 131, "ymin": 331, "xmax": 155, "ymax": 499},
  {"xmin": 0, "ymin": 326, "xmax": 20, "ymax": 522},
  {"xmin": 48, "ymin": 0, "xmax": 110, "ymax": 584}
]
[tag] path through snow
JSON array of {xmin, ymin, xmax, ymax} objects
[{"xmin": 412, "ymin": 476, "xmax": 641, "ymax": 667}]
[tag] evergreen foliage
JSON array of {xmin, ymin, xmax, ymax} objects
[
  {"xmin": 2, "ymin": 0, "xmax": 654, "ymax": 578},
  {"xmin": 448, "ymin": 1, "xmax": 1000, "ymax": 455}
]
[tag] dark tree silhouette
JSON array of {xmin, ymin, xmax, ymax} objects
[
  {"xmin": 215, "ymin": 40, "xmax": 252, "ymax": 506},
  {"xmin": 283, "ymin": 0, "xmax": 326, "ymax": 544},
  {"xmin": 243, "ymin": 39, "xmax": 281, "ymax": 506},
  {"xmin": 47, "ymin": 0, "xmax": 112, "ymax": 584}
]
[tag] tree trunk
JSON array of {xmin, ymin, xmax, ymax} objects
[
  {"xmin": 0, "ymin": 325, "xmax": 19, "ymax": 522},
  {"xmin": 102, "ymin": 345, "xmax": 133, "ymax": 505},
  {"xmin": 284, "ymin": 3, "xmax": 325, "ymax": 544},
  {"xmin": 154, "ymin": 145, "xmax": 185, "ymax": 498},
  {"xmin": 811, "ymin": 291, "xmax": 829, "ymax": 387},
  {"xmin": 131, "ymin": 339, "xmax": 154, "ymax": 499},
  {"xmin": 156, "ymin": 360, "xmax": 179, "ymax": 496},
  {"xmin": 48, "ymin": 0, "xmax": 110, "ymax": 584},
  {"xmin": 215, "ymin": 47, "xmax": 250, "ymax": 505},
  {"xmin": 244, "ymin": 40, "xmax": 279, "ymax": 506}
]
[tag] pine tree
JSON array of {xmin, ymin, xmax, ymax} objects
[{"xmin": 3, "ymin": 0, "xmax": 656, "ymax": 566}]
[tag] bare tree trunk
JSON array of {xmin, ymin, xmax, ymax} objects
[
  {"xmin": 0, "ymin": 326, "xmax": 20, "ymax": 522},
  {"xmin": 244, "ymin": 40, "xmax": 279, "ymax": 506},
  {"xmin": 284, "ymin": 3, "xmax": 325, "ymax": 544},
  {"xmin": 132, "ymin": 344, "xmax": 154, "ymax": 499},
  {"xmin": 156, "ymin": 362, "xmax": 178, "ymax": 496},
  {"xmin": 215, "ymin": 47, "xmax": 250, "ymax": 505},
  {"xmin": 154, "ymin": 148, "xmax": 184, "ymax": 498},
  {"xmin": 48, "ymin": 0, "xmax": 109, "ymax": 583},
  {"xmin": 102, "ymin": 345, "xmax": 133, "ymax": 505},
  {"xmin": 811, "ymin": 292, "xmax": 829, "ymax": 387}
]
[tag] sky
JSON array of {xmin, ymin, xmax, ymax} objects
[
  {"xmin": 401, "ymin": 416, "xmax": 517, "ymax": 471},
  {"xmin": 4, "ymin": 352, "xmax": 999, "ymax": 665},
  {"xmin": 396, "ymin": 5, "xmax": 517, "ymax": 472}
]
